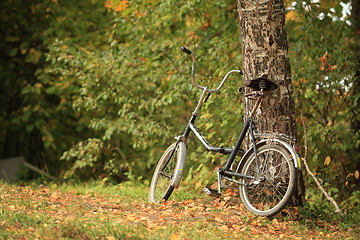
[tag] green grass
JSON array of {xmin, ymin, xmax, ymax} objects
[{"xmin": 0, "ymin": 180, "xmax": 359, "ymax": 240}]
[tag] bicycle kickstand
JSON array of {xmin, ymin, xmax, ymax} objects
[
  {"xmin": 203, "ymin": 170, "xmax": 222, "ymax": 198},
  {"xmin": 203, "ymin": 187, "xmax": 221, "ymax": 198}
]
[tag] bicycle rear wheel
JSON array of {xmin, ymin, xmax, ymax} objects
[
  {"xmin": 238, "ymin": 144, "xmax": 296, "ymax": 216},
  {"xmin": 149, "ymin": 142, "xmax": 186, "ymax": 203}
]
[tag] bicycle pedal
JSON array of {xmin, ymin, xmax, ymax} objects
[{"xmin": 203, "ymin": 187, "xmax": 221, "ymax": 198}]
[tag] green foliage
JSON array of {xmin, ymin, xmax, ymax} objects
[
  {"xmin": 0, "ymin": 0, "xmax": 114, "ymax": 177},
  {"xmin": 299, "ymin": 185, "xmax": 359, "ymax": 230},
  {"xmin": 286, "ymin": 0, "xmax": 359, "ymax": 205},
  {"xmin": 340, "ymin": 190, "xmax": 360, "ymax": 216},
  {"xmin": 48, "ymin": 0, "xmax": 243, "ymax": 180}
]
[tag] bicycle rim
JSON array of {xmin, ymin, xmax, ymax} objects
[
  {"xmin": 239, "ymin": 144, "xmax": 296, "ymax": 216},
  {"xmin": 149, "ymin": 143, "xmax": 178, "ymax": 202}
]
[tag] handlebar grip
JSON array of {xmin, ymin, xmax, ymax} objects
[{"xmin": 181, "ymin": 46, "xmax": 192, "ymax": 55}]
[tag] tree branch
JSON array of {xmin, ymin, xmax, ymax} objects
[{"xmin": 300, "ymin": 111, "xmax": 343, "ymax": 215}]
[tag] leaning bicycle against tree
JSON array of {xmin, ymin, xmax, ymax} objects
[{"xmin": 149, "ymin": 47, "xmax": 302, "ymax": 217}]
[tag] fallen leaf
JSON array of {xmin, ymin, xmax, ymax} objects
[
  {"xmin": 218, "ymin": 225, "xmax": 229, "ymax": 232},
  {"xmin": 8, "ymin": 205, "xmax": 16, "ymax": 211},
  {"xmin": 170, "ymin": 234, "xmax": 180, "ymax": 240},
  {"xmin": 232, "ymin": 224, "xmax": 241, "ymax": 231},
  {"xmin": 224, "ymin": 196, "xmax": 232, "ymax": 202},
  {"xmin": 272, "ymin": 218, "xmax": 279, "ymax": 225}
]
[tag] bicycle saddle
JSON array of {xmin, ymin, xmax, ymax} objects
[{"xmin": 245, "ymin": 77, "xmax": 278, "ymax": 91}]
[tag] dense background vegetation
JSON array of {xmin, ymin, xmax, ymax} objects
[{"xmin": 1, "ymin": 0, "xmax": 358, "ymax": 215}]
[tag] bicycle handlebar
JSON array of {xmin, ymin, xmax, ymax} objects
[
  {"xmin": 181, "ymin": 46, "xmax": 243, "ymax": 93},
  {"xmin": 180, "ymin": 46, "xmax": 192, "ymax": 55}
]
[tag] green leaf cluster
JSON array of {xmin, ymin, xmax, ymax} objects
[{"xmin": 48, "ymin": 0, "xmax": 243, "ymax": 180}]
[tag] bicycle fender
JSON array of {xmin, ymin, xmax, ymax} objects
[
  {"xmin": 236, "ymin": 140, "xmax": 300, "ymax": 173},
  {"xmin": 171, "ymin": 141, "xmax": 186, "ymax": 188},
  {"xmin": 256, "ymin": 139, "xmax": 301, "ymax": 169}
]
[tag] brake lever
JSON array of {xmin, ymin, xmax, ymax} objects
[{"xmin": 204, "ymin": 92, "xmax": 211, "ymax": 102}]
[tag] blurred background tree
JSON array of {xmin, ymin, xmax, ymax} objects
[{"xmin": 0, "ymin": 0, "xmax": 113, "ymax": 178}]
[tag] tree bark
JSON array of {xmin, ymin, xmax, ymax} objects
[{"xmin": 236, "ymin": 0, "xmax": 296, "ymax": 141}]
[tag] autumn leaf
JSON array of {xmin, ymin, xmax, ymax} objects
[
  {"xmin": 324, "ymin": 156, "xmax": 331, "ymax": 166},
  {"xmin": 272, "ymin": 218, "xmax": 279, "ymax": 226},
  {"xmin": 319, "ymin": 52, "xmax": 337, "ymax": 72},
  {"xmin": 105, "ymin": 0, "xmax": 129, "ymax": 12},
  {"xmin": 218, "ymin": 225, "xmax": 230, "ymax": 232},
  {"xmin": 328, "ymin": 64, "xmax": 337, "ymax": 71},
  {"xmin": 286, "ymin": 10, "xmax": 297, "ymax": 21},
  {"xmin": 8, "ymin": 205, "xmax": 16, "ymax": 211},
  {"xmin": 170, "ymin": 234, "xmax": 180, "ymax": 240},
  {"xmin": 319, "ymin": 52, "xmax": 329, "ymax": 71}
]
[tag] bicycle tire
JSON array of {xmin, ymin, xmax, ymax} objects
[
  {"xmin": 238, "ymin": 144, "xmax": 296, "ymax": 216},
  {"xmin": 149, "ymin": 142, "xmax": 186, "ymax": 203}
]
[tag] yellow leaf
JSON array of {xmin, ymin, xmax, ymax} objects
[
  {"xmin": 232, "ymin": 224, "xmax": 241, "ymax": 231},
  {"xmin": 329, "ymin": 65, "xmax": 337, "ymax": 71},
  {"xmin": 195, "ymin": 181, "xmax": 202, "ymax": 189},
  {"xmin": 218, "ymin": 225, "xmax": 229, "ymax": 232},
  {"xmin": 8, "ymin": 205, "xmax": 16, "ymax": 211},
  {"xmin": 170, "ymin": 234, "xmax": 180, "ymax": 240},
  {"xmin": 272, "ymin": 218, "xmax": 279, "ymax": 225},
  {"xmin": 324, "ymin": 156, "xmax": 331, "ymax": 166},
  {"xmin": 286, "ymin": 10, "xmax": 297, "ymax": 21},
  {"xmin": 355, "ymin": 170, "xmax": 359, "ymax": 179},
  {"xmin": 25, "ymin": 48, "xmax": 42, "ymax": 64},
  {"xmin": 106, "ymin": 236, "xmax": 116, "ymax": 240},
  {"xmin": 105, "ymin": 0, "xmax": 129, "ymax": 12}
]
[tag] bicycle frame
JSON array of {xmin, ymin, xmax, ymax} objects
[
  {"xmin": 170, "ymin": 47, "xmax": 300, "ymax": 193},
  {"xmin": 175, "ymin": 83, "xmax": 264, "ymax": 184}
]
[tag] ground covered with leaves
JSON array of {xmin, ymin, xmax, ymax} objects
[{"xmin": 0, "ymin": 182, "xmax": 358, "ymax": 239}]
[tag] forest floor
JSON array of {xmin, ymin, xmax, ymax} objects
[{"xmin": 0, "ymin": 181, "xmax": 358, "ymax": 240}]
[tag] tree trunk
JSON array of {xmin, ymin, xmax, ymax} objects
[{"xmin": 236, "ymin": 0, "xmax": 296, "ymax": 140}]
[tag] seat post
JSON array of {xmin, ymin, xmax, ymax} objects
[{"xmin": 249, "ymin": 95, "xmax": 262, "ymax": 118}]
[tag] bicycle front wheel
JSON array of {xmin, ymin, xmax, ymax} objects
[
  {"xmin": 149, "ymin": 142, "xmax": 186, "ymax": 203},
  {"xmin": 238, "ymin": 144, "xmax": 296, "ymax": 216}
]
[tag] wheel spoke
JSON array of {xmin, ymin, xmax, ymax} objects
[
  {"xmin": 149, "ymin": 143, "xmax": 181, "ymax": 203},
  {"xmin": 239, "ymin": 144, "xmax": 295, "ymax": 216}
]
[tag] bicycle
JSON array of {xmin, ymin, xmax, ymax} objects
[{"xmin": 149, "ymin": 47, "xmax": 302, "ymax": 217}]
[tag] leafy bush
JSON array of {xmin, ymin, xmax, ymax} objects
[{"xmin": 49, "ymin": 0, "xmax": 243, "ymax": 180}]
